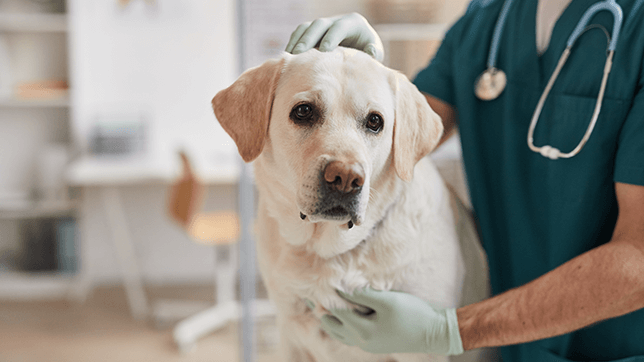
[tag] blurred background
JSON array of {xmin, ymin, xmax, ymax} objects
[{"xmin": 0, "ymin": 0, "xmax": 470, "ymax": 361}]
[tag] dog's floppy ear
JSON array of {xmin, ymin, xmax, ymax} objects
[
  {"xmin": 212, "ymin": 56, "xmax": 288, "ymax": 162},
  {"xmin": 390, "ymin": 72, "xmax": 444, "ymax": 181}
]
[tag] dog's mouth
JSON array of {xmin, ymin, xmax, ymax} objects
[
  {"xmin": 300, "ymin": 205, "xmax": 359, "ymax": 229},
  {"xmin": 297, "ymin": 167, "xmax": 367, "ymax": 229},
  {"xmin": 322, "ymin": 205, "xmax": 349, "ymax": 218}
]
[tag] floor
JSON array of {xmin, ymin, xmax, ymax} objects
[{"xmin": 0, "ymin": 285, "xmax": 282, "ymax": 362}]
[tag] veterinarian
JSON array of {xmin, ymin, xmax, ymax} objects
[{"xmin": 285, "ymin": 1, "xmax": 644, "ymax": 361}]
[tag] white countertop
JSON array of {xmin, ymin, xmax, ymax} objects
[{"xmin": 65, "ymin": 152, "xmax": 241, "ymax": 186}]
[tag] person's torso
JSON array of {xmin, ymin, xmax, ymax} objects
[{"xmin": 449, "ymin": 0, "xmax": 644, "ymax": 360}]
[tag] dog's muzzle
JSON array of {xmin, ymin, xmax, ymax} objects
[{"xmin": 300, "ymin": 160, "xmax": 365, "ymax": 227}]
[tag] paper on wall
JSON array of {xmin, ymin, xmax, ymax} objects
[{"xmin": 241, "ymin": 0, "xmax": 309, "ymax": 71}]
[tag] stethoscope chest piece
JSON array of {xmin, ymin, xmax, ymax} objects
[{"xmin": 475, "ymin": 67, "xmax": 507, "ymax": 100}]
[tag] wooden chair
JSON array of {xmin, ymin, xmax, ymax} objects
[{"xmin": 160, "ymin": 152, "xmax": 274, "ymax": 353}]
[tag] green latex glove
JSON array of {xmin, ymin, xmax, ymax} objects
[
  {"xmin": 320, "ymin": 288, "xmax": 464, "ymax": 356},
  {"xmin": 285, "ymin": 13, "xmax": 384, "ymax": 62}
]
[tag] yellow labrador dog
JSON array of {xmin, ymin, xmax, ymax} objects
[{"xmin": 213, "ymin": 47, "xmax": 488, "ymax": 362}]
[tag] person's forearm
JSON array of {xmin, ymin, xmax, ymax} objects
[
  {"xmin": 424, "ymin": 93, "xmax": 457, "ymax": 149},
  {"xmin": 456, "ymin": 239, "xmax": 644, "ymax": 350}
]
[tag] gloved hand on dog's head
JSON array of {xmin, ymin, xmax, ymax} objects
[{"xmin": 285, "ymin": 13, "xmax": 384, "ymax": 62}]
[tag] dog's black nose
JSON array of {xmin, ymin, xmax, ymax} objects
[{"xmin": 323, "ymin": 161, "xmax": 364, "ymax": 194}]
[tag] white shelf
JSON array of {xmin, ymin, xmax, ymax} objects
[
  {"xmin": 0, "ymin": 95, "xmax": 70, "ymax": 108},
  {"xmin": 0, "ymin": 13, "xmax": 67, "ymax": 33},
  {"xmin": 374, "ymin": 23, "xmax": 449, "ymax": 41},
  {"xmin": 0, "ymin": 271, "xmax": 74, "ymax": 300},
  {"xmin": 0, "ymin": 9, "xmax": 74, "ymax": 302},
  {"xmin": 0, "ymin": 200, "xmax": 77, "ymax": 219}
]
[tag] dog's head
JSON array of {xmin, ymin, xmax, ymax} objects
[{"xmin": 213, "ymin": 48, "xmax": 442, "ymax": 232}]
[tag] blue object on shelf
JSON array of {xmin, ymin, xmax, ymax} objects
[{"xmin": 56, "ymin": 217, "xmax": 77, "ymax": 273}]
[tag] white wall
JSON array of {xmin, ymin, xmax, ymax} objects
[
  {"xmin": 68, "ymin": 0, "xmax": 238, "ymax": 160},
  {"xmin": 68, "ymin": 0, "xmax": 238, "ymax": 284}
]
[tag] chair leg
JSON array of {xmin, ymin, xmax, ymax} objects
[
  {"xmin": 173, "ymin": 299, "xmax": 240, "ymax": 353},
  {"xmin": 216, "ymin": 242, "xmax": 237, "ymax": 304},
  {"xmin": 173, "ymin": 241, "xmax": 239, "ymax": 353},
  {"xmin": 172, "ymin": 241, "xmax": 277, "ymax": 354}
]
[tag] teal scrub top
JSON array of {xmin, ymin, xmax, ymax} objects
[{"xmin": 413, "ymin": 0, "xmax": 644, "ymax": 361}]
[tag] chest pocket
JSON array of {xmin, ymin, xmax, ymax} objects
[{"xmin": 535, "ymin": 93, "xmax": 629, "ymax": 203}]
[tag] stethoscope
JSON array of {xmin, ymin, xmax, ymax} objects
[{"xmin": 474, "ymin": 0, "xmax": 623, "ymax": 160}]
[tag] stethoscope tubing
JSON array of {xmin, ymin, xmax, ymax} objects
[
  {"xmin": 567, "ymin": 0, "xmax": 623, "ymax": 50},
  {"xmin": 478, "ymin": 0, "xmax": 623, "ymax": 160},
  {"xmin": 527, "ymin": 49, "xmax": 614, "ymax": 160},
  {"xmin": 487, "ymin": 0, "xmax": 515, "ymax": 68}
]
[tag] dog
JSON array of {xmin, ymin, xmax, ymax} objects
[{"xmin": 212, "ymin": 47, "xmax": 489, "ymax": 362}]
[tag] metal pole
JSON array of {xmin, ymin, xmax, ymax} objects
[
  {"xmin": 238, "ymin": 162, "xmax": 256, "ymax": 362},
  {"xmin": 236, "ymin": 0, "xmax": 256, "ymax": 361}
]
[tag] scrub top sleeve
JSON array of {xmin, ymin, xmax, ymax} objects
[
  {"xmin": 614, "ymin": 88, "xmax": 644, "ymax": 186},
  {"xmin": 412, "ymin": 18, "xmax": 465, "ymax": 107}
]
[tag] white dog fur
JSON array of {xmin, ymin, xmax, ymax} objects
[{"xmin": 213, "ymin": 47, "xmax": 489, "ymax": 362}]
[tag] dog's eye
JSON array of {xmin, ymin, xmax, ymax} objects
[
  {"xmin": 366, "ymin": 113, "xmax": 384, "ymax": 133},
  {"xmin": 291, "ymin": 103, "xmax": 315, "ymax": 124}
]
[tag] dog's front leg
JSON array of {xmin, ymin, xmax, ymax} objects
[
  {"xmin": 276, "ymin": 313, "xmax": 318, "ymax": 362},
  {"xmin": 279, "ymin": 338, "xmax": 317, "ymax": 362}
]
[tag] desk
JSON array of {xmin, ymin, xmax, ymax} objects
[
  {"xmin": 67, "ymin": 153, "xmax": 239, "ymax": 186},
  {"xmin": 66, "ymin": 153, "xmax": 240, "ymax": 320}
]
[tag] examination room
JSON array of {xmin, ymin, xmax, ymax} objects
[{"xmin": 2, "ymin": 0, "xmax": 644, "ymax": 361}]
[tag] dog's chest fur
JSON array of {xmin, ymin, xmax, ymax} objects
[{"xmin": 253, "ymin": 156, "xmax": 465, "ymax": 357}]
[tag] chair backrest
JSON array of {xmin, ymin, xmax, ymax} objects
[
  {"xmin": 168, "ymin": 151, "xmax": 204, "ymax": 228},
  {"xmin": 167, "ymin": 151, "xmax": 239, "ymax": 245}
]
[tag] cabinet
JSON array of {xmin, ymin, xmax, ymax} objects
[
  {"xmin": 375, "ymin": 23, "xmax": 448, "ymax": 78},
  {"xmin": 366, "ymin": 0, "xmax": 469, "ymax": 78},
  {"xmin": 0, "ymin": 0, "xmax": 78, "ymax": 300}
]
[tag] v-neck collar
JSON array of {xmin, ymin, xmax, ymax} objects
[
  {"xmin": 508, "ymin": 0, "xmax": 601, "ymax": 88},
  {"xmin": 536, "ymin": 0, "xmax": 575, "ymax": 57},
  {"xmin": 537, "ymin": 0, "xmax": 593, "ymax": 59}
]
